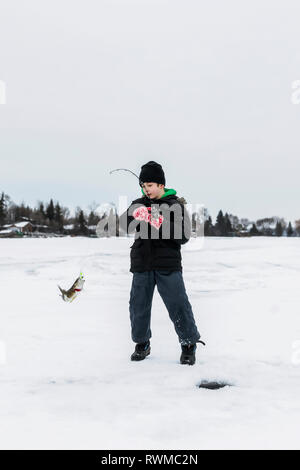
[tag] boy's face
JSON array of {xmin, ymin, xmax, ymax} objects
[{"xmin": 142, "ymin": 182, "xmax": 165, "ymax": 199}]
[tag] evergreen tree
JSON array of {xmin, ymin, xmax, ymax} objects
[
  {"xmin": 275, "ymin": 221, "xmax": 283, "ymax": 237},
  {"xmin": 38, "ymin": 202, "xmax": 45, "ymax": 218},
  {"xmin": 224, "ymin": 212, "xmax": 233, "ymax": 235},
  {"xmin": 14, "ymin": 202, "xmax": 30, "ymax": 221},
  {"xmin": 77, "ymin": 210, "xmax": 89, "ymax": 235},
  {"xmin": 215, "ymin": 210, "xmax": 226, "ymax": 236},
  {"xmin": 249, "ymin": 223, "xmax": 260, "ymax": 236},
  {"xmin": 204, "ymin": 216, "xmax": 213, "ymax": 236},
  {"xmin": 287, "ymin": 222, "xmax": 293, "ymax": 237},
  {"xmin": 0, "ymin": 192, "xmax": 7, "ymax": 226},
  {"xmin": 54, "ymin": 202, "xmax": 64, "ymax": 232},
  {"xmin": 46, "ymin": 199, "xmax": 55, "ymax": 222},
  {"xmin": 87, "ymin": 210, "xmax": 99, "ymax": 226}
]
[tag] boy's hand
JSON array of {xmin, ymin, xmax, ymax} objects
[
  {"xmin": 132, "ymin": 206, "xmax": 164, "ymax": 230},
  {"xmin": 132, "ymin": 206, "xmax": 150, "ymax": 222},
  {"xmin": 149, "ymin": 210, "xmax": 164, "ymax": 229}
]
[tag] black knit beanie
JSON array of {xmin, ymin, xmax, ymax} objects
[{"xmin": 139, "ymin": 161, "xmax": 166, "ymax": 186}]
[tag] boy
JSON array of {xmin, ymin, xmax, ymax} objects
[{"xmin": 119, "ymin": 161, "xmax": 204, "ymax": 365}]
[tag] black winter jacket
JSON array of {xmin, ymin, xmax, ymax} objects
[{"xmin": 119, "ymin": 188, "xmax": 191, "ymax": 273}]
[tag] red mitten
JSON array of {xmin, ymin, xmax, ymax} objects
[
  {"xmin": 133, "ymin": 205, "xmax": 164, "ymax": 230},
  {"xmin": 149, "ymin": 209, "xmax": 164, "ymax": 229},
  {"xmin": 132, "ymin": 206, "xmax": 150, "ymax": 222},
  {"xmin": 149, "ymin": 214, "xmax": 164, "ymax": 229}
]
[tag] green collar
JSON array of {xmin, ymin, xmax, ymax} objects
[{"xmin": 141, "ymin": 187, "xmax": 177, "ymax": 198}]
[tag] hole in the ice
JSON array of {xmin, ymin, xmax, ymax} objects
[{"xmin": 197, "ymin": 380, "xmax": 233, "ymax": 390}]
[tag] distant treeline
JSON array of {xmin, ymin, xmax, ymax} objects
[{"xmin": 0, "ymin": 191, "xmax": 299, "ymax": 238}]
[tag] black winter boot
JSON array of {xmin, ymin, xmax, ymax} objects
[
  {"xmin": 131, "ymin": 341, "xmax": 151, "ymax": 361},
  {"xmin": 180, "ymin": 340, "xmax": 205, "ymax": 365},
  {"xmin": 180, "ymin": 343, "xmax": 197, "ymax": 365}
]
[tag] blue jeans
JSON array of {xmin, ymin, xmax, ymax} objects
[{"xmin": 129, "ymin": 270, "xmax": 201, "ymax": 345}]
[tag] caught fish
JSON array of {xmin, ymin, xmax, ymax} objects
[{"xmin": 58, "ymin": 273, "xmax": 85, "ymax": 303}]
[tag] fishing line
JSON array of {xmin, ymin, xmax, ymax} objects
[{"xmin": 58, "ymin": 167, "xmax": 146, "ymax": 302}]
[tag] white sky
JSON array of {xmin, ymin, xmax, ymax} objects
[{"xmin": 0, "ymin": 0, "xmax": 300, "ymax": 223}]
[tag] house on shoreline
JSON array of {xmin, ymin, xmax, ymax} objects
[{"xmin": 0, "ymin": 221, "xmax": 33, "ymax": 238}]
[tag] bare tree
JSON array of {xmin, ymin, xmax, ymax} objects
[{"xmin": 295, "ymin": 220, "xmax": 300, "ymax": 236}]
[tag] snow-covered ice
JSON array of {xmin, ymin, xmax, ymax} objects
[{"xmin": 1, "ymin": 236, "xmax": 300, "ymax": 450}]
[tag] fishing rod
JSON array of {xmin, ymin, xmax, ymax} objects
[
  {"xmin": 109, "ymin": 167, "xmax": 151, "ymax": 201},
  {"xmin": 58, "ymin": 167, "xmax": 147, "ymax": 303},
  {"xmin": 109, "ymin": 168, "xmax": 140, "ymax": 180}
]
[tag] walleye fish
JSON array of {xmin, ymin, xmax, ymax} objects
[{"xmin": 58, "ymin": 273, "xmax": 85, "ymax": 303}]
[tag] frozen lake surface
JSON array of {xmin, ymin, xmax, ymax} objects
[{"xmin": 1, "ymin": 236, "xmax": 300, "ymax": 449}]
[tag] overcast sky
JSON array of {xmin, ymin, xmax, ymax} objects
[{"xmin": 0, "ymin": 0, "xmax": 300, "ymax": 222}]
